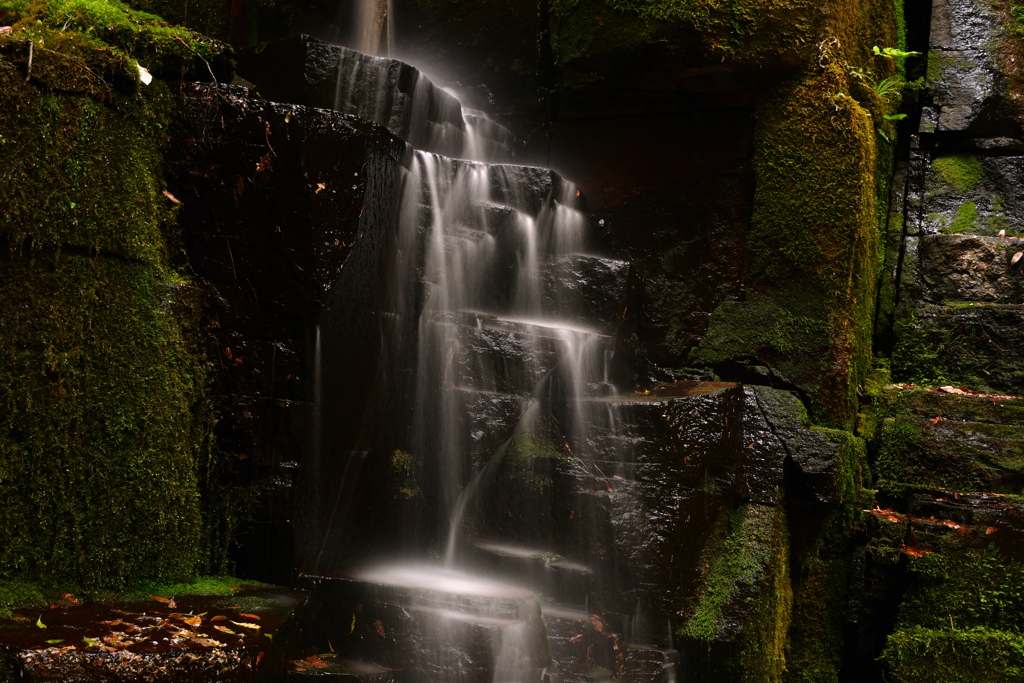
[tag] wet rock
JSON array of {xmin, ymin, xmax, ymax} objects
[
  {"xmin": 913, "ymin": 234, "xmax": 1024, "ymax": 303},
  {"xmin": 875, "ymin": 387, "xmax": 1024, "ymax": 495},
  {"xmin": 538, "ymin": 255, "xmax": 630, "ymax": 335},
  {"xmin": 235, "ymin": 35, "xmax": 508, "ymax": 158},
  {"xmin": 297, "ymin": 572, "xmax": 549, "ymax": 683},
  {"xmin": 924, "ymin": 0, "xmax": 1024, "ymax": 136},
  {"xmin": 891, "ymin": 302, "xmax": 1024, "ymax": 395},
  {"xmin": 169, "ymin": 83, "xmax": 407, "ymax": 581},
  {"xmin": 915, "ymin": 154, "xmax": 1024, "ymax": 237}
]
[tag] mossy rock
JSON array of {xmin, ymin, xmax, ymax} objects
[
  {"xmin": 680, "ymin": 502, "xmax": 791, "ymax": 682},
  {"xmin": 882, "ymin": 627, "xmax": 1024, "ymax": 683}
]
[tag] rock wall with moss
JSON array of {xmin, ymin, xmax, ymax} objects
[{"xmin": 0, "ymin": 0, "xmax": 228, "ymax": 589}]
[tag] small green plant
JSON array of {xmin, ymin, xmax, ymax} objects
[{"xmin": 873, "ymin": 45, "xmax": 921, "ymax": 59}]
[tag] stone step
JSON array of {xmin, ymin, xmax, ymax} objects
[
  {"xmin": 873, "ymin": 386, "xmax": 1024, "ymax": 495},
  {"xmin": 891, "ymin": 302, "xmax": 1024, "ymax": 395},
  {"xmin": 900, "ymin": 233, "xmax": 1024, "ymax": 305},
  {"xmin": 298, "ymin": 567, "xmax": 550, "ymax": 683}
]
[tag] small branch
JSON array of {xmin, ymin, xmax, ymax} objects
[
  {"xmin": 24, "ymin": 39, "xmax": 32, "ymax": 83},
  {"xmin": 175, "ymin": 34, "xmax": 216, "ymax": 84}
]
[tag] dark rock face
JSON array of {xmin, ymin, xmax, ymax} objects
[
  {"xmin": 168, "ymin": 83, "xmax": 407, "ymax": 583},
  {"xmin": 924, "ymin": 0, "xmax": 1024, "ymax": 136},
  {"xmin": 235, "ymin": 35, "xmax": 509, "ymax": 158}
]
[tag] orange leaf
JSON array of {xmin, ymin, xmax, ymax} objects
[
  {"xmin": 570, "ymin": 634, "xmax": 584, "ymax": 643},
  {"xmin": 375, "ymin": 620, "xmax": 385, "ymax": 638},
  {"xmin": 986, "ymin": 526, "xmax": 998, "ymax": 535},
  {"xmin": 590, "ymin": 615, "xmax": 603, "ymax": 632},
  {"xmin": 149, "ymin": 595, "xmax": 172, "ymax": 604},
  {"xmin": 305, "ymin": 655, "xmax": 328, "ymax": 668},
  {"xmin": 98, "ymin": 619, "xmax": 124, "ymax": 627},
  {"xmin": 211, "ymin": 615, "xmax": 228, "ymax": 622},
  {"xmin": 257, "ymin": 652, "xmax": 264, "ymax": 666},
  {"xmin": 162, "ymin": 190, "xmax": 180, "ymax": 204},
  {"xmin": 239, "ymin": 613, "xmax": 260, "ymax": 620},
  {"xmin": 182, "ymin": 615, "xmax": 202, "ymax": 628}
]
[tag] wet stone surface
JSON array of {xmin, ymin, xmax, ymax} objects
[{"xmin": 0, "ymin": 588, "xmax": 306, "ymax": 682}]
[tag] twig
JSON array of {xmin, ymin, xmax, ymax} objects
[
  {"xmin": 175, "ymin": 34, "xmax": 216, "ymax": 84},
  {"xmin": 31, "ymin": 42, "xmax": 112, "ymax": 92}
]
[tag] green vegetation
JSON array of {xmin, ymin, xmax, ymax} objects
[
  {"xmin": 500, "ymin": 432, "xmax": 569, "ymax": 492},
  {"xmin": 785, "ymin": 431, "xmax": 866, "ymax": 683},
  {"xmin": 0, "ymin": 0, "xmax": 238, "ymax": 592},
  {"xmin": 883, "ymin": 627, "xmax": 1024, "ymax": 683},
  {"xmin": 682, "ymin": 503, "xmax": 789, "ymax": 643},
  {"xmin": 391, "ymin": 449, "xmax": 421, "ymax": 499},
  {"xmin": 932, "ymin": 155, "xmax": 984, "ymax": 193},
  {"xmin": 0, "ymin": 575, "xmax": 265, "ymax": 618}
]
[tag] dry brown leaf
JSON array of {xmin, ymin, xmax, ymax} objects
[
  {"xmin": 590, "ymin": 615, "xmax": 603, "ymax": 632},
  {"xmin": 375, "ymin": 620, "xmax": 385, "ymax": 637},
  {"xmin": 162, "ymin": 190, "xmax": 180, "ymax": 204},
  {"xmin": 149, "ymin": 595, "xmax": 176, "ymax": 609},
  {"xmin": 1012, "ymin": 251, "xmax": 1023, "ymax": 265},
  {"xmin": 211, "ymin": 615, "xmax": 228, "ymax": 622},
  {"xmin": 182, "ymin": 615, "xmax": 202, "ymax": 628},
  {"xmin": 304, "ymin": 655, "xmax": 329, "ymax": 668},
  {"xmin": 986, "ymin": 526, "xmax": 998, "ymax": 535},
  {"xmin": 98, "ymin": 619, "xmax": 124, "ymax": 627},
  {"xmin": 570, "ymin": 634, "xmax": 584, "ymax": 643},
  {"xmin": 239, "ymin": 613, "xmax": 260, "ymax": 620}
]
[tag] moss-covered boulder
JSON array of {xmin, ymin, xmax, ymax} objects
[{"xmin": 0, "ymin": 0, "xmax": 228, "ymax": 589}]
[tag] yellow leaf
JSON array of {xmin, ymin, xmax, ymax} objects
[
  {"xmin": 36, "ymin": 616, "xmax": 46, "ymax": 629},
  {"xmin": 231, "ymin": 620, "xmax": 261, "ymax": 630}
]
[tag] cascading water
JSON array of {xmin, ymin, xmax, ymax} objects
[{"xmin": 301, "ymin": 18, "xmax": 677, "ymax": 682}]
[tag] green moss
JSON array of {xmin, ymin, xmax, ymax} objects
[
  {"xmin": 897, "ymin": 545, "xmax": 1024, "ymax": 633},
  {"xmin": 740, "ymin": 505, "xmax": 792, "ymax": 683},
  {"xmin": 391, "ymin": 449, "xmax": 421, "ymax": 499},
  {"xmin": 0, "ymin": 254, "xmax": 208, "ymax": 588},
  {"xmin": 883, "ymin": 627, "xmax": 1024, "ymax": 683},
  {"xmin": 945, "ymin": 200, "xmax": 978, "ymax": 234},
  {"xmin": 927, "ymin": 50, "xmax": 956, "ymax": 83},
  {"xmin": 500, "ymin": 433, "xmax": 569, "ymax": 492},
  {"xmin": 932, "ymin": 155, "xmax": 984, "ymax": 193},
  {"xmin": 0, "ymin": 1, "xmax": 234, "ymax": 591},
  {"xmin": 0, "ymin": 575, "xmax": 266, "ymax": 618},
  {"xmin": 742, "ymin": 62, "xmax": 883, "ymax": 427},
  {"xmin": 682, "ymin": 503, "xmax": 787, "ymax": 644},
  {"xmin": 785, "ymin": 431, "xmax": 865, "ymax": 683}
]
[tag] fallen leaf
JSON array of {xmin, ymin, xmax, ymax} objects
[
  {"xmin": 0, "ymin": 27, "xmax": 11, "ymax": 35},
  {"xmin": 214, "ymin": 625, "xmax": 236, "ymax": 634},
  {"xmin": 98, "ymin": 619, "xmax": 125, "ymax": 627},
  {"xmin": 182, "ymin": 615, "xmax": 202, "ymax": 628},
  {"xmin": 305, "ymin": 655, "xmax": 329, "ymax": 668},
  {"xmin": 375, "ymin": 620, "xmax": 385, "ymax": 637},
  {"xmin": 986, "ymin": 526, "xmax": 998, "ymax": 535},
  {"xmin": 162, "ymin": 190, "xmax": 179, "ymax": 204},
  {"xmin": 45, "ymin": 639, "xmax": 64, "ymax": 645},
  {"xmin": 137, "ymin": 63, "xmax": 152, "ymax": 85},
  {"xmin": 83, "ymin": 637, "xmax": 100, "ymax": 648},
  {"xmin": 193, "ymin": 637, "xmax": 226, "ymax": 648},
  {"xmin": 60, "ymin": 593, "xmax": 81, "ymax": 606},
  {"xmin": 590, "ymin": 615, "xmax": 603, "ymax": 632},
  {"xmin": 231, "ymin": 620, "xmax": 261, "ymax": 630},
  {"xmin": 211, "ymin": 615, "xmax": 228, "ymax": 622},
  {"xmin": 36, "ymin": 616, "xmax": 46, "ymax": 629},
  {"xmin": 257, "ymin": 651, "xmax": 264, "ymax": 666},
  {"xmin": 570, "ymin": 634, "xmax": 584, "ymax": 643},
  {"xmin": 1012, "ymin": 251, "xmax": 1023, "ymax": 265},
  {"xmin": 239, "ymin": 613, "xmax": 260, "ymax": 620},
  {"xmin": 149, "ymin": 595, "xmax": 176, "ymax": 608},
  {"xmin": 350, "ymin": 613, "xmax": 356, "ymax": 634},
  {"xmin": 998, "ymin": 229, "xmax": 1006, "ymax": 237},
  {"xmin": 315, "ymin": 183, "xmax": 325, "ymax": 194}
]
